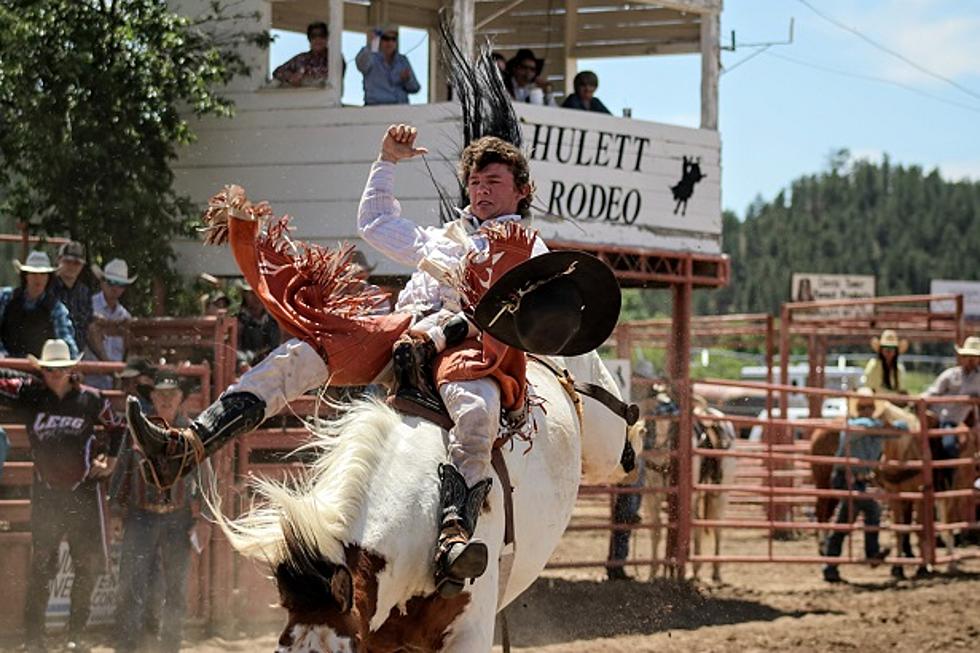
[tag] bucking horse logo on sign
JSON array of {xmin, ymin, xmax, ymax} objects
[{"xmin": 670, "ymin": 156, "xmax": 705, "ymax": 216}]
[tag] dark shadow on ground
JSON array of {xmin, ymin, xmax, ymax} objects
[
  {"xmin": 847, "ymin": 569, "xmax": 980, "ymax": 593},
  {"xmin": 494, "ymin": 576, "xmax": 836, "ymax": 647}
]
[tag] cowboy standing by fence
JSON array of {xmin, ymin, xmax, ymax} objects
[
  {"xmin": 0, "ymin": 251, "xmax": 79, "ymax": 360},
  {"xmin": 0, "ymin": 339, "xmax": 125, "ymax": 653},
  {"xmin": 923, "ymin": 336, "xmax": 980, "ymax": 492},
  {"xmin": 822, "ymin": 388, "xmax": 894, "ymax": 583},
  {"xmin": 110, "ymin": 369, "xmax": 214, "ymax": 653}
]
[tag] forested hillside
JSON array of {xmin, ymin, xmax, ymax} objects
[{"xmin": 696, "ymin": 152, "xmax": 980, "ymax": 315}]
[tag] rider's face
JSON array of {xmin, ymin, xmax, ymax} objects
[{"xmin": 466, "ymin": 163, "xmax": 529, "ymax": 222}]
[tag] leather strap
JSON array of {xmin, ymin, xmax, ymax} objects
[
  {"xmin": 491, "ymin": 448, "xmax": 514, "ymax": 547},
  {"xmin": 528, "ymin": 355, "xmax": 639, "ymax": 425}
]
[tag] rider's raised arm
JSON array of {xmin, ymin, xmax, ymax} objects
[
  {"xmin": 358, "ymin": 124, "xmax": 432, "ymax": 267},
  {"xmin": 357, "ymin": 160, "xmax": 431, "ymax": 267}
]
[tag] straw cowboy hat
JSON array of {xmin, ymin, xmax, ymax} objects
[
  {"xmin": 92, "ymin": 258, "xmax": 138, "ymax": 285},
  {"xmin": 472, "ymin": 250, "xmax": 621, "ymax": 356},
  {"xmin": 955, "ymin": 336, "xmax": 980, "ymax": 357},
  {"xmin": 870, "ymin": 329, "xmax": 908, "ymax": 354},
  {"xmin": 13, "ymin": 251, "xmax": 56, "ymax": 274},
  {"xmin": 28, "ymin": 339, "xmax": 81, "ymax": 369},
  {"xmin": 848, "ymin": 387, "xmax": 888, "ymax": 419}
]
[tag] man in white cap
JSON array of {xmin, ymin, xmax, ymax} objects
[
  {"xmin": 923, "ymin": 336, "xmax": 980, "ymax": 490},
  {"xmin": 0, "ymin": 339, "xmax": 125, "ymax": 653},
  {"xmin": 87, "ymin": 258, "xmax": 136, "ymax": 389},
  {"xmin": 51, "ymin": 241, "xmax": 94, "ymax": 351},
  {"xmin": 0, "ymin": 250, "xmax": 79, "ymax": 359}
]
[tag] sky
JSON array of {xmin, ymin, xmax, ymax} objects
[{"xmin": 271, "ymin": 0, "xmax": 980, "ymax": 218}]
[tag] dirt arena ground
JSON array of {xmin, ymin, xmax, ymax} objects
[
  {"xmin": 133, "ymin": 497, "xmax": 980, "ymax": 653},
  {"xmin": 12, "ymin": 495, "xmax": 976, "ymax": 653}
]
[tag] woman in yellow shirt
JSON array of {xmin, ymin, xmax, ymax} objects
[{"xmin": 863, "ymin": 329, "xmax": 908, "ymax": 394}]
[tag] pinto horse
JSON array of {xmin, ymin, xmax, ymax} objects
[
  {"xmin": 641, "ymin": 386, "xmax": 736, "ymax": 581},
  {"xmin": 215, "ymin": 351, "xmax": 636, "ymax": 652}
]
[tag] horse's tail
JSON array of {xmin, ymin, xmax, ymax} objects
[{"xmin": 206, "ymin": 399, "xmax": 404, "ymax": 567}]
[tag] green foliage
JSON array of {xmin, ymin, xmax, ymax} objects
[
  {"xmin": 696, "ymin": 152, "xmax": 980, "ymax": 315},
  {"xmin": 0, "ymin": 0, "xmax": 268, "ymax": 314}
]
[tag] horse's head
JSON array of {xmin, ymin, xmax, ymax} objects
[{"xmin": 563, "ymin": 351, "xmax": 638, "ymax": 484}]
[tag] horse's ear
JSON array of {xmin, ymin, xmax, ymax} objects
[{"xmin": 331, "ymin": 565, "xmax": 353, "ymax": 613}]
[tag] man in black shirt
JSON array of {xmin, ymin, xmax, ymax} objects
[{"xmin": 0, "ymin": 339, "xmax": 126, "ymax": 653}]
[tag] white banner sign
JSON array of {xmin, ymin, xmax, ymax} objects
[
  {"xmin": 930, "ymin": 279, "xmax": 980, "ymax": 317},
  {"xmin": 791, "ymin": 273, "xmax": 875, "ymax": 316}
]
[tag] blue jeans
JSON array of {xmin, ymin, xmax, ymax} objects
[
  {"xmin": 115, "ymin": 509, "xmax": 193, "ymax": 653},
  {"xmin": 608, "ymin": 466, "xmax": 645, "ymax": 565},
  {"xmin": 823, "ymin": 476, "xmax": 882, "ymax": 569},
  {"xmin": 0, "ymin": 426, "xmax": 8, "ymax": 482}
]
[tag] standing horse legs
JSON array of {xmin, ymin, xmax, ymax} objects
[{"xmin": 890, "ymin": 499, "xmax": 915, "ymax": 580}]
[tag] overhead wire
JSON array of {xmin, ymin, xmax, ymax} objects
[
  {"xmin": 764, "ymin": 50, "xmax": 980, "ymax": 115},
  {"xmin": 795, "ymin": 0, "xmax": 980, "ymax": 103}
]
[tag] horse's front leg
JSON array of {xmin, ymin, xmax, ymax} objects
[
  {"xmin": 445, "ymin": 564, "xmax": 499, "ymax": 652},
  {"xmin": 710, "ymin": 494, "xmax": 724, "ymax": 583},
  {"xmin": 691, "ymin": 493, "xmax": 703, "ymax": 580}
]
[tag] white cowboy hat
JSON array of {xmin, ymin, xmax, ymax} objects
[
  {"xmin": 28, "ymin": 339, "xmax": 81, "ymax": 369},
  {"xmin": 955, "ymin": 336, "xmax": 980, "ymax": 357},
  {"xmin": 871, "ymin": 329, "xmax": 908, "ymax": 354},
  {"xmin": 93, "ymin": 258, "xmax": 138, "ymax": 285},
  {"xmin": 13, "ymin": 251, "xmax": 56, "ymax": 274}
]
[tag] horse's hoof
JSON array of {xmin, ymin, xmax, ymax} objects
[
  {"xmin": 890, "ymin": 566, "xmax": 906, "ymax": 580},
  {"xmin": 445, "ymin": 540, "xmax": 488, "ymax": 580}
]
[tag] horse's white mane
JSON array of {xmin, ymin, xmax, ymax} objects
[{"xmin": 213, "ymin": 399, "xmax": 403, "ymax": 566}]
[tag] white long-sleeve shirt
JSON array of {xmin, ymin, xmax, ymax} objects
[{"xmin": 357, "ymin": 161, "xmax": 547, "ymax": 314}]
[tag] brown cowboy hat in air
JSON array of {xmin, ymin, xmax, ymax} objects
[
  {"xmin": 870, "ymin": 329, "xmax": 908, "ymax": 354},
  {"xmin": 472, "ymin": 251, "xmax": 620, "ymax": 356}
]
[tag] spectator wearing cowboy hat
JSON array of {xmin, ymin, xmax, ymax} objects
[
  {"xmin": 504, "ymin": 48, "xmax": 556, "ymax": 106},
  {"xmin": 356, "ymin": 24, "xmax": 420, "ymax": 105},
  {"xmin": 822, "ymin": 388, "xmax": 896, "ymax": 582},
  {"xmin": 117, "ymin": 357, "xmax": 157, "ymax": 413},
  {"xmin": 86, "ymin": 259, "xmax": 136, "ymax": 390},
  {"xmin": 50, "ymin": 241, "xmax": 95, "ymax": 351},
  {"xmin": 0, "ymin": 339, "xmax": 126, "ymax": 653},
  {"xmin": 923, "ymin": 336, "xmax": 980, "ymax": 491},
  {"xmin": 0, "ymin": 250, "xmax": 79, "ymax": 359},
  {"xmin": 110, "ymin": 369, "xmax": 214, "ymax": 653},
  {"xmin": 863, "ymin": 329, "xmax": 908, "ymax": 394}
]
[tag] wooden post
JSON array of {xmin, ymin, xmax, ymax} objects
[
  {"xmin": 667, "ymin": 279, "xmax": 693, "ymax": 577},
  {"xmin": 699, "ymin": 10, "xmax": 720, "ymax": 130},
  {"xmin": 328, "ymin": 0, "xmax": 344, "ymax": 105},
  {"xmin": 453, "ymin": 0, "xmax": 475, "ymax": 63},
  {"xmin": 564, "ymin": 0, "xmax": 579, "ymax": 95}
]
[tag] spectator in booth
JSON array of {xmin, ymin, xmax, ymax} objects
[
  {"xmin": 117, "ymin": 357, "xmax": 157, "ymax": 414},
  {"xmin": 50, "ymin": 241, "xmax": 94, "ymax": 350},
  {"xmin": 923, "ymin": 336, "xmax": 980, "ymax": 491},
  {"xmin": 0, "ymin": 339, "xmax": 125, "ymax": 653},
  {"xmin": 863, "ymin": 329, "xmax": 908, "ymax": 394},
  {"xmin": 822, "ymin": 388, "xmax": 894, "ymax": 583},
  {"xmin": 86, "ymin": 259, "xmax": 136, "ymax": 390},
  {"xmin": 0, "ymin": 251, "xmax": 79, "ymax": 360},
  {"xmin": 504, "ymin": 48, "xmax": 556, "ymax": 106},
  {"xmin": 356, "ymin": 24, "xmax": 420, "ymax": 105},
  {"xmin": 110, "ymin": 369, "xmax": 213, "ymax": 653},
  {"xmin": 236, "ymin": 281, "xmax": 281, "ymax": 370},
  {"xmin": 491, "ymin": 51, "xmax": 507, "ymax": 74},
  {"xmin": 561, "ymin": 71, "xmax": 611, "ymax": 114},
  {"xmin": 272, "ymin": 21, "xmax": 340, "ymax": 87}
]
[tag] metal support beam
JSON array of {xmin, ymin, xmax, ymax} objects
[
  {"xmin": 328, "ymin": 0, "xmax": 344, "ymax": 105},
  {"xmin": 453, "ymin": 0, "xmax": 476, "ymax": 63},
  {"xmin": 668, "ymin": 278, "xmax": 693, "ymax": 577},
  {"xmin": 563, "ymin": 0, "xmax": 579, "ymax": 95},
  {"xmin": 699, "ymin": 9, "xmax": 720, "ymax": 130}
]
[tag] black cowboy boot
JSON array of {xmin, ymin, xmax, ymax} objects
[
  {"xmin": 434, "ymin": 463, "xmax": 492, "ymax": 598},
  {"xmin": 126, "ymin": 392, "xmax": 266, "ymax": 488},
  {"xmin": 389, "ymin": 334, "xmax": 453, "ymax": 429}
]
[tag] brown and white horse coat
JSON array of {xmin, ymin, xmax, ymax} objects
[{"xmin": 217, "ymin": 351, "xmax": 632, "ymax": 652}]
